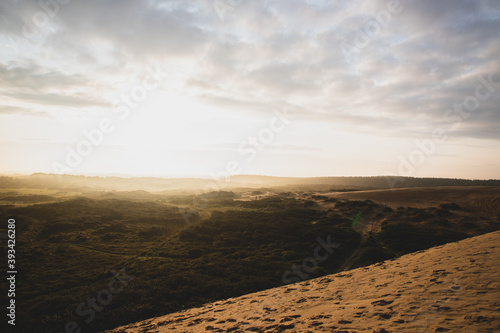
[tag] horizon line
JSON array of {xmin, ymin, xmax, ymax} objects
[{"xmin": 1, "ymin": 172, "xmax": 499, "ymax": 182}]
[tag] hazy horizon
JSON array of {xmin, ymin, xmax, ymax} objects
[
  {"xmin": 2, "ymin": 172, "xmax": 500, "ymax": 184},
  {"xmin": 1, "ymin": 0, "xmax": 499, "ymax": 179}
]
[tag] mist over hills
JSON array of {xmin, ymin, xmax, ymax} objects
[
  {"xmin": 1, "ymin": 173, "xmax": 499, "ymax": 193},
  {"xmin": 1, "ymin": 172, "xmax": 499, "ymax": 332}
]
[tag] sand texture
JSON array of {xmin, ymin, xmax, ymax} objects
[{"xmin": 106, "ymin": 230, "xmax": 500, "ymax": 333}]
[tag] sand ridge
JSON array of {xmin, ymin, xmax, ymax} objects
[{"xmin": 105, "ymin": 231, "xmax": 500, "ymax": 332}]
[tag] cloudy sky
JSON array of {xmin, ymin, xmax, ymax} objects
[{"xmin": 0, "ymin": 0, "xmax": 499, "ymax": 179}]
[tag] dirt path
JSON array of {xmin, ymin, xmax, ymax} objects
[
  {"xmin": 336, "ymin": 216, "xmax": 379, "ymax": 272},
  {"xmin": 306, "ymin": 195, "xmax": 383, "ymax": 272}
]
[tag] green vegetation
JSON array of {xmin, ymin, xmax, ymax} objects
[{"xmin": 0, "ymin": 184, "xmax": 498, "ymax": 333}]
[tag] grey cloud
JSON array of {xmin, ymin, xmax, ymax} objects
[
  {"xmin": 1, "ymin": 0, "xmax": 499, "ymax": 141},
  {"xmin": 48, "ymin": 0, "xmax": 210, "ymax": 59},
  {"xmin": 0, "ymin": 61, "xmax": 110, "ymax": 108},
  {"xmin": 0, "ymin": 62, "xmax": 86, "ymax": 90}
]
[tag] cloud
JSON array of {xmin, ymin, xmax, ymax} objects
[
  {"xmin": 4, "ymin": 91, "xmax": 110, "ymax": 108},
  {"xmin": 0, "ymin": 61, "xmax": 86, "ymax": 90},
  {"xmin": 0, "ymin": 61, "xmax": 111, "ymax": 110},
  {"xmin": 0, "ymin": 0, "xmax": 499, "ymax": 178},
  {"xmin": 0, "ymin": 105, "xmax": 51, "ymax": 117}
]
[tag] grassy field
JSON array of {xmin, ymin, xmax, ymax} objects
[{"xmin": 0, "ymin": 183, "xmax": 499, "ymax": 332}]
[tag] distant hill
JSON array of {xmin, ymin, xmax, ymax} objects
[
  {"xmin": 0, "ymin": 173, "xmax": 499, "ymax": 192},
  {"xmin": 229, "ymin": 175, "xmax": 500, "ymax": 188}
]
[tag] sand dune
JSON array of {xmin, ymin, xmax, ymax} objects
[{"xmin": 105, "ymin": 231, "xmax": 500, "ymax": 332}]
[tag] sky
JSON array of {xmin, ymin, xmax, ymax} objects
[{"xmin": 0, "ymin": 0, "xmax": 499, "ymax": 179}]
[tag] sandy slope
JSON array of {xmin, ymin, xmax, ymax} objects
[{"xmin": 105, "ymin": 231, "xmax": 500, "ymax": 333}]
